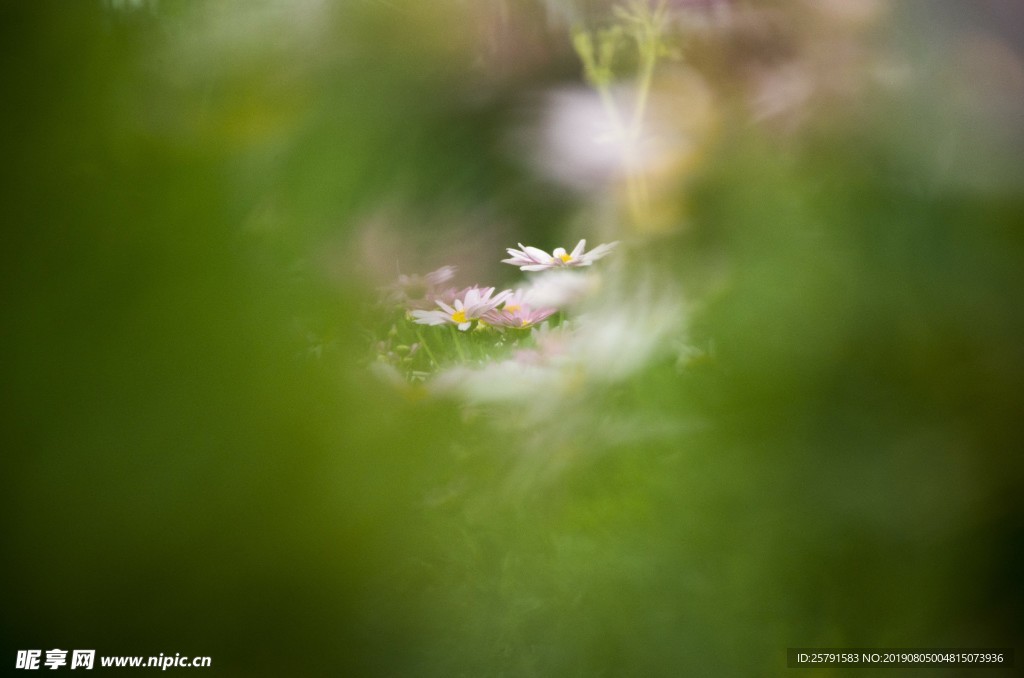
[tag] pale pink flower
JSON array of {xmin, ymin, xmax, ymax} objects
[
  {"xmin": 411, "ymin": 286, "xmax": 512, "ymax": 331},
  {"xmin": 502, "ymin": 239, "xmax": 618, "ymax": 271},
  {"xmin": 483, "ymin": 290, "xmax": 557, "ymax": 329}
]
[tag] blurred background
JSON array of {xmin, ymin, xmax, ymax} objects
[{"xmin": 2, "ymin": 0, "xmax": 1022, "ymax": 675}]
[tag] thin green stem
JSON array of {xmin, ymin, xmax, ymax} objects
[
  {"xmin": 573, "ymin": 0, "xmax": 668, "ymax": 231},
  {"xmin": 449, "ymin": 325, "xmax": 468, "ymax": 362},
  {"xmin": 593, "ymin": 79, "xmax": 647, "ymax": 228},
  {"xmin": 629, "ymin": 0, "xmax": 665, "ymax": 137},
  {"xmin": 596, "ymin": 83, "xmax": 626, "ymax": 132},
  {"xmin": 415, "ymin": 328, "xmax": 440, "ymax": 368},
  {"xmin": 630, "ymin": 49, "xmax": 654, "ymax": 135},
  {"xmin": 625, "ymin": 0, "xmax": 666, "ymax": 230}
]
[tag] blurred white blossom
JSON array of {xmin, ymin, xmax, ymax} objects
[
  {"xmin": 528, "ymin": 86, "xmax": 660, "ymax": 192},
  {"xmin": 566, "ymin": 289, "xmax": 683, "ymax": 383},
  {"xmin": 522, "ymin": 269, "xmax": 603, "ymax": 309},
  {"xmin": 430, "ymin": 359, "xmax": 570, "ymax": 404}
]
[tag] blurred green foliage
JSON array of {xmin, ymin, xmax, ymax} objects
[{"xmin": 2, "ymin": 1, "xmax": 1021, "ymax": 676}]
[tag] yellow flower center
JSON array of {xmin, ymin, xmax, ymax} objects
[
  {"xmin": 559, "ymin": 253, "xmax": 572, "ymax": 263},
  {"xmin": 451, "ymin": 310, "xmax": 468, "ymax": 324},
  {"xmin": 505, "ymin": 304, "xmax": 521, "ymax": 313}
]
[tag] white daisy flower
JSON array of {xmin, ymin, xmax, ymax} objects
[
  {"xmin": 410, "ymin": 286, "xmax": 511, "ymax": 331},
  {"xmin": 502, "ymin": 239, "xmax": 618, "ymax": 271}
]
